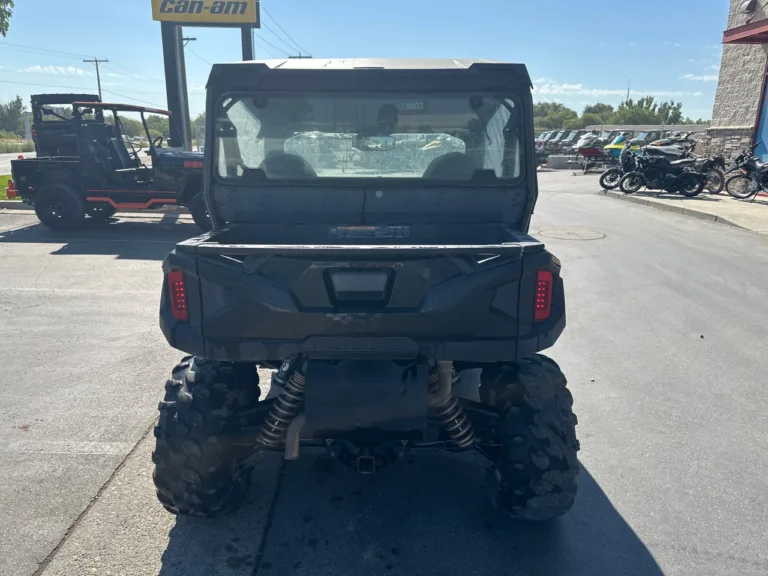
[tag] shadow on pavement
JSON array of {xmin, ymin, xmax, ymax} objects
[
  {"xmin": 159, "ymin": 452, "xmax": 663, "ymax": 576},
  {"xmin": 0, "ymin": 217, "xmax": 199, "ymax": 260}
]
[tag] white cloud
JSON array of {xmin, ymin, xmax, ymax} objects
[
  {"xmin": 533, "ymin": 79, "xmax": 703, "ymax": 98},
  {"xmin": 708, "ymin": 63, "xmax": 720, "ymax": 71},
  {"xmin": 682, "ymin": 73, "xmax": 718, "ymax": 82},
  {"xmin": 106, "ymin": 72, "xmax": 124, "ymax": 78},
  {"xmin": 23, "ymin": 65, "xmax": 89, "ymax": 76}
]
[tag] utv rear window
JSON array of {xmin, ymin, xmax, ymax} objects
[{"xmin": 215, "ymin": 93, "xmax": 523, "ymax": 182}]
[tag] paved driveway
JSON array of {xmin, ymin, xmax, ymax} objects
[{"xmin": 1, "ymin": 173, "xmax": 767, "ymax": 576}]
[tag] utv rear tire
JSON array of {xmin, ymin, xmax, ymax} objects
[
  {"xmin": 190, "ymin": 192, "xmax": 212, "ymax": 232},
  {"xmin": 152, "ymin": 357, "xmax": 260, "ymax": 518},
  {"xmin": 34, "ymin": 184, "xmax": 85, "ymax": 230},
  {"xmin": 480, "ymin": 355, "xmax": 579, "ymax": 521}
]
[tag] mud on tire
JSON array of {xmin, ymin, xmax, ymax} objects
[
  {"xmin": 480, "ymin": 355, "xmax": 580, "ymax": 521},
  {"xmin": 152, "ymin": 357, "xmax": 260, "ymax": 517}
]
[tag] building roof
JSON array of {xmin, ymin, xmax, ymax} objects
[{"xmin": 723, "ymin": 18, "xmax": 768, "ymax": 44}]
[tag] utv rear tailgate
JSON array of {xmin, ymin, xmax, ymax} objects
[{"xmin": 162, "ymin": 236, "xmax": 564, "ymax": 362}]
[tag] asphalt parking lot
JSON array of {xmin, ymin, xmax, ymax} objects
[{"xmin": 1, "ymin": 173, "xmax": 767, "ymax": 576}]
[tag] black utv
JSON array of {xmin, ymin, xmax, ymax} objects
[
  {"xmin": 153, "ymin": 59, "xmax": 579, "ymax": 521},
  {"xmin": 9, "ymin": 101, "xmax": 210, "ymax": 230}
]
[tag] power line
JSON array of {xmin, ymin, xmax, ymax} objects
[
  {"xmin": 252, "ymin": 37, "xmax": 280, "ymax": 58},
  {"xmin": 261, "ymin": 4, "xmax": 309, "ymax": 55},
  {"xmin": 261, "ymin": 22, "xmax": 303, "ymax": 54},
  {"xmin": 83, "ymin": 57, "xmax": 109, "ymax": 100},
  {"xmin": 186, "ymin": 46, "xmax": 212, "ymax": 66},
  {"xmin": 102, "ymin": 89, "xmax": 164, "ymax": 108},
  {"xmin": 0, "ymin": 40, "xmax": 93, "ymax": 59},
  {"xmin": 253, "ymin": 33, "xmax": 291, "ymax": 57}
]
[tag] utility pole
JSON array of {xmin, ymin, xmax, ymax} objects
[{"xmin": 83, "ymin": 57, "xmax": 109, "ymax": 100}]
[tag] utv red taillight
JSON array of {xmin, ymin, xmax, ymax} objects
[
  {"xmin": 534, "ymin": 270, "xmax": 553, "ymax": 322},
  {"xmin": 167, "ymin": 270, "xmax": 188, "ymax": 321}
]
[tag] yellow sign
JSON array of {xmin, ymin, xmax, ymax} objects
[{"xmin": 152, "ymin": 0, "xmax": 259, "ymax": 25}]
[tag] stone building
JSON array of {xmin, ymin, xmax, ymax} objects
[{"xmin": 701, "ymin": 0, "xmax": 768, "ymax": 159}]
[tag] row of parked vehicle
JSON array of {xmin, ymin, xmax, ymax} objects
[{"xmin": 597, "ymin": 137, "xmax": 767, "ymax": 200}]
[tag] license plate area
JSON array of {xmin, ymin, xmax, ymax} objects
[
  {"xmin": 327, "ymin": 269, "xmax": 393, "ymax": 305},
  {"xmin": 304, "ymin": 360, "xmax": 428, "ymax": 438}
]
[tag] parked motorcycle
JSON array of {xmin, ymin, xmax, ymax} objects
[
  {"xmin": 694, "ymin": 155, "xmax": 726, "ymax": 194},
  {"xmin": 724, "ymin": 145, "xmax": 768, "ymax": 200},
  {"xmin": 619, "ymin": 152, "xmax": 707, "ymax": 197},
  {"xmin": 599, "ymin": 142, "xmax": 637, "ymax": 189}
]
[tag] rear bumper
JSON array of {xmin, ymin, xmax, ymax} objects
[{"xmin": 159, "ymin": 239, "xmax": 566, "ymax": 363}]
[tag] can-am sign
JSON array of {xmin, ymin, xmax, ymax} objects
[{"xmin": 152, "ymin": 0, "xmax": 259, "ymax": 25}]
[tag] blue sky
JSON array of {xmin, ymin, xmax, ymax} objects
[{"xmin": 0, "ymin": 0, "xmax": 728, "ymax": 119}]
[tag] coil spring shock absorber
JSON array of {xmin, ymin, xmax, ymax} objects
[
  {"xmin": 429, "ymin": 361, "xmax": 475, "ymax": 449},
  {"xmin": 257, "ymin": 361, "xmax": 306, "ymax": 449}
]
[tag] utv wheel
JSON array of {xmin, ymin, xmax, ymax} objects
[
  {"xmin": 34, "ymin": 184, "xmax": 85, "ymax": 230},
  {"xmin": 189, "ymin": 193, "xmax": 212, "ymax": 232},
  {"xmin": 480, "ymin": 355, "xmax": 580, "ymax": 521},
  {"xmin": 152, "ymin": 357, "xmax": 260, "ymax": 518}
]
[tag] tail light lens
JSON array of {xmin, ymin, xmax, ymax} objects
[
  {"xmin": 167, "ymin": 270, "xmax": 188, "ymax": 321},
  {"xmin": 534, "ymin": 270, "xmax": 553, "ymax": 322}
]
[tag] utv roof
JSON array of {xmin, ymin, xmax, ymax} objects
[
  {"xmin": 32, "ymin": 93, "xmax": 100, "ymax": 105},
  {"xmin": 207, "ymin": 58, "xmax": 532, "ymax": 90},
  {"xmin": 73, "ymin": 102, "xmax": 171, "ymax": 116}
]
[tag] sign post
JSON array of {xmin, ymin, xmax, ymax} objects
[{"xmin": 152, "ymin": 0, "xmax": 260, "ymax": 148}]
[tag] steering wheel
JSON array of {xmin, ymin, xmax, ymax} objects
[{"xmin": 153, "ymin": 136, "xmax": 164, "ymax": 148}]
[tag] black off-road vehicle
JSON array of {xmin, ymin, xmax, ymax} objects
[
  {"xmin": 153, "ymin": 59, "xmax": 579, "ymax": 521},
  {"xmin": 9, "ymin": 101, "xmax": 210, "ymax": 230},
  {"xmin": 29, "ymin": 93, "xmax": 102, "ymax": 157}
]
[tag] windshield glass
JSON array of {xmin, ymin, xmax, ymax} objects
[{"xmin": 215, "ymin": 93, "xmax": 523, "ymax": 181}]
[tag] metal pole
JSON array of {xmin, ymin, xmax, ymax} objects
[
  {"xmin": 83, "ymin": 58, "xmax": 109, "ymax": 100},
  {"xmin": 241, "ymin": 25, "xmax": 255, "ymax": 61},
  {"xmin": 178, "ymin": 26, "xmax": 192, "ymax": 150},
  {"xmin": 161, "ymin": 22, "xmax": 187, "ymax": 148}
]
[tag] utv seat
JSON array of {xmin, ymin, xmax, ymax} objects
[
  {"xmin": 423, "ymin": 152, "xmax": 476, "ymax": 180},
  {"xmin": 259, "ymin": 151, "xmax": 317, "ymax": 179},
  {"xmin": 107, "ymin": 138, "xmax": 138, "ymax": 170}
]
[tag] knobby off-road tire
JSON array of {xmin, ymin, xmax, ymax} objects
[
  {"xmin": 479, "ymin": 355, "xmax": 580, "ymax": 521},
  {"xmin": 152, "ymin": 357, "xmax": 260, "ymax": 517},
  {"xmin": 34, "ymin": 184, "xmax": 85, "ymax": 230},
  {"xmin": 189, "ymin": 192, "xmax": 212, "ymax": 232}
]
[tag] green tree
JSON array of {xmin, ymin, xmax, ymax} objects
[
  {"xmin": 576, "ymin": 112, "xmax": 604, "ymax": 129},
  {"xmin": 583, "ymin": 103, "xmax": 614, "ymax": 117},
  {"xmin": 0, "ymin": 95, "xmax": 25, "ymax": 136},
  {"xmin": 193, "ymin": 112, "xmax": 206, "ymax": 129},
  {"xmin": 534, "ymin": 102, "xmax": 579, "ymax": 130},
  {"xmin": 657, "ymin": 101, "xmax": 684, "ymax": 125},
  {"xmin": 0, "ymin": 0, "xmax": 13, "ymax": 37},
  {"xmin": 145, "ymin": 114, "xmax": 170, "ymax": 139}
]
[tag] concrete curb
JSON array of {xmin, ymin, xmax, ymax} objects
[{"xmin": 599, "ymin": 189, "xmax": 750, "ymax": 231}]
